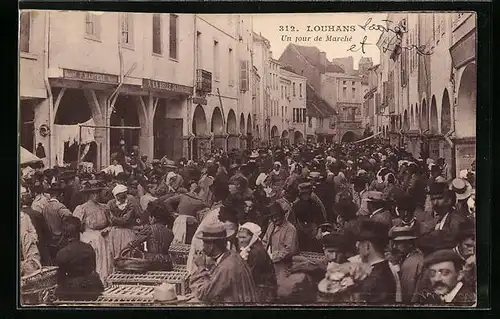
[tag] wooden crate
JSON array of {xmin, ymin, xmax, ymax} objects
[
  {"xmin": 169, "ymin": 243, "xmax": 190, "ymax": 265},
  {"xmin": 298, "ymin": 251, "xmax": 325, "ymax": 263},
  {"xmin": 106, "ymin": 270, "xmax": 190, "ymax": 295}
]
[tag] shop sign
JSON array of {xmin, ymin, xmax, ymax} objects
[
  {"xmin": 63, "ymin": 69, "xmax": 119, "ymax": 84},
  {"xmin": 142, "ymin": 79, "xmax": 193, "ymax": 95}
]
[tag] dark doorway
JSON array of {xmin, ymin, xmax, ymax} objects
[{"xmin": 20, "ymin": 100, "xmax": 35, "ymax": 152}]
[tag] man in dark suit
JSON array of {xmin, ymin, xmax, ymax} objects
[
  {"xmin": 429, "ymin": 183, "xmax": 468, "ymax": 238},
  {"xmin": 412, "ymin": 249, "xmax": 476, "ymax": 306},
  {"xmin": 354, "ymin": 220, "xmax": 397, "ymax": 304}
]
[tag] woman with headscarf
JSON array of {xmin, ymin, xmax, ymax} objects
[
  {"xmin": 267, "ymin": 161, "xmax": 289, "ymax": 197},
  {"xmin": 72, "ymin": 182, "xmax": 112, "ymax": 284},
  {"xmin": 238, "ymin": 222, "xmax": 277, "ymax": 303},
  {"xmin": 106, "ymin": 184, "xmax": 141, "ymax": 261}
]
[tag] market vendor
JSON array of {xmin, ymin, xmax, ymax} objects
[
  {"xmin": 125, "ymin": 202, "xmax": 174, "ymax": 271},
  {"xmin": 54, "ymin": 216, "xmax": 104, "ymax": 301},
  {"xmin": 289, "ymin": 231, "xmax": 351, "ymax": 287}
]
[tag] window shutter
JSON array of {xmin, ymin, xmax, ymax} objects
[
  {"xmin": 20, "ymin": 12, "xmax": 30, "ymax": 52},
  {"xmin": 240, "ymin": 60, "xmax": 249, "ymax": 91}
]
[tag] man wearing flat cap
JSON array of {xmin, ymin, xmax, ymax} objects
[
  {"xmin": 389, "ymin": 225, "xmax": 424, "ymax": 303},
  {"xmin": 413, "ymin": 250, "xmax": 476, "ymax": 305},
  {"xmin": 189, "ymin": 223, "xmax": 258, "ymax": 303}
]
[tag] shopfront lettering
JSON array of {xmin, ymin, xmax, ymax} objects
[
  {"xmin": 142, "ymin": 79, "xmax": 193, "ymax": 95},
  {"xmin": 63, "ymin": 69, "xmax": 118, "ymax": 84}
]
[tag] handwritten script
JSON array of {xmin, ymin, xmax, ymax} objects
[{"xmin": 347, "ymin": 18, "xmax": 432, "ymax": 56}]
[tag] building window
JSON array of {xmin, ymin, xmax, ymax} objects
[
  {"xmin": 213, "ymin": 40, "xmax": 219, "ymax": 81},
  {"xmin": 352, "ymin": 81, "xmax": 355, "ymax": 87},
  {"xmin": 352, "ymin": 87, "xmax": 356, "ymax": 98},
  {"xmin": 281, "ymin": 86, "xmax": 284, "ymax": 99},
  {"xmin": 152, "ymin": 14, "xmax": 162, "ymax": 55},
  {"xmin": 228, "ymin": 48, "xmax": 234, "ymax": 86},
  {"xmin": 343, "ymin": 87, "xmax": 347, "ymax": 98},
  {"xmin": 20, "ymin": 12, "xmax": 30, "ymax": 52},
  {"xmin": 343, "ymin": 81, "xmax": 346, "ymax": 86},
  {"xmin": 169, "ymin": 14, "xmax": 178, "ymax": 59},
  {"xmin": 293, "ymin": 82, "xmax": 296, "ymax": 96},
  {"xmin": 285, "ymin": 86, "xmax": 287, "ymax": 98},
  {"xmin": 299, "ymin": 83, "xmax": 303, "ymax": 98},
  {"xmin": 308, "ymin": 117, "xmax": 312, "ymax": 128},
  {"xmin": 281, "ymin": 106, "xmax": 284, "ymax": 117},
  {"xmin": 85, "ymin": 12, "xmax": 100, "ymax": 39},
  {"xmin": 120, "ymin": 13, "xmax": 134, "ymax": 47}
]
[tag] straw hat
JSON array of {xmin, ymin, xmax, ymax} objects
[
  {"xmin": 195, "ymin": 223, "xmax": 234, "ymax": 241},
  {"xmin": 451, "ymin": 178, "xmax": 473, "ymax": 200}
]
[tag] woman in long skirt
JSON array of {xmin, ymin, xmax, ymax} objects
[
  {"xmin": 73, "ymin": 182, "xmax": 113, "ymax": 284},
  {"xmin": 106, "ymin": 184, "xmax": 141, "ymax": 263}
]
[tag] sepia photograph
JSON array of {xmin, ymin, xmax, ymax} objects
[{"xmin": 18, "ymin": 11, "xmax": 478, "ymax": 307}]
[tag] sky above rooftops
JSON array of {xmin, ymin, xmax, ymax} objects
[{"xmin": 251, "ymin": 13, "xmax": 388, "ymax": 67}]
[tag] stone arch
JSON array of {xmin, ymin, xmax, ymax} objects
[
  {"xmin": 271, "ymin": 126, "xmax": 279, "ymax": 137},
  {"xmin": 246, "ymin": 114, "xmax": 252, "ymax": 134},
  {"xmin": 456, "ymin": 63, "xmax": 476, "ymax": 138},
  {"xmin": 341, "ymin": 131, "xmax": 356, "ymax": 143},
  {"xmin": 227, "ymin": 109, "xmax": 237, "ymax": 134},
  {"xmin": 281, "ymin": 130, "xmax": 289, "ymax": 139},
  {"xmin": 239, "ymin": 113, "xmax": 245, "ymax": 134},
  {"xmin": 430, "ymin": 95, "xmax": 439, "ymax": 134},
  {"xmin": 421, "ymin": 98, "xmax": 429, "ymax": 132},
  {"xmin": 211, "ymin": 107, "xmax": 224, "ymax": 134},
  {"xmin": 415, "ymin": 102, "xmax": 420, "ymax": 129},
  {"xmin": 192, "ymin": 105, "xmax": 207, "ymax": 135},
  {"xmin": 404, "ymin": 109, "xmax": 410, "ymax": 131},
  {"xmin": 441, "ymin": 88, "xmax": 452, "ymax": 134},
  {"xmin": 294, "ymin": 130, "xmax": 304, "ymax": 143}
]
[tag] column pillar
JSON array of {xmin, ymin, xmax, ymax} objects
[{"xmin": 137, "ymin": 95, "xmax": 155, "ymax": 162}]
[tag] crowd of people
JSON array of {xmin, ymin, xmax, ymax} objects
[{"xmin": 19, "ymin": 138, "xmax": 477, "ymax": 305}]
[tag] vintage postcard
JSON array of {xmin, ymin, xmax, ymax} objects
[{"xmin": 19, "ymin": 11, "xmax": 477, "ymax": 307}]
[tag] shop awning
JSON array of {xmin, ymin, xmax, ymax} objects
[{"xmin": 20, "ymin": 147, "xmax": 42, "ymax": 165}]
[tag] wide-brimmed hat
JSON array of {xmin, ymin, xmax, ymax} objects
[
  {"xmin": 365, "ymin": 191, "xmax": 386, "ymax": 202},
  {"xmin": 428, "ymin": 182, "xmax": 448, "ymax": 197},
  {"xmin": 451, "ymin": 178, "xmax": 473, "ymax": 200},
  {"xmin": 354, "ymin": 220, "xmax": 390, "ymax": 242},
  {"xmin": 298, "ymin": 182, "xmax": 313, "ymax": 193},
  {"xmin": 249, "ymin": 151, "xmax": 259, "ymax": 159},
  {"xmin": 58, "ymin": 170, "xmax": 77, "ymax": 181},
  {"xmin": 195, "ymin": 223, "xmax": 234, "ymax": 241},
  {"xmin": 80, "ymin": 180, "xmax": 105, "ymax": 193},
  {"xmin": 47, "ymin": 184, "xmax": 65, "ymax": 193},
  {"xmin": 321, "ymin": 231, "xmax": 350, "ymax": 250},
  {"xmin": 389, "ymin": 225, "xmax": 418, "ymax": 241}
]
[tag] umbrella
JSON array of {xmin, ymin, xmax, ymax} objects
[{"xmin": 20, "ymin": 146, "xmax": 42, "ymax": 165}]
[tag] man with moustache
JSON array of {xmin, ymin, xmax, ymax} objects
[{"xmin": 413, "ymin": 250, "xmax": 476, "ymax": 306}]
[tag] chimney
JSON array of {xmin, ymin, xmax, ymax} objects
[{"xmin": 319, "ymin": 52, "xmax": 328, "ymax": 67}]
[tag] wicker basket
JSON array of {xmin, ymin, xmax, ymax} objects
[
  {"xmin": 20, "ymin": 259, "xmax": 58, "ymax": 305},
  {"xmin": 106, "ymin": 269, "xmax": 190, "ymax": 295},
  {"xmin": 169, "ymin": 244, "xmax": 190, "ymax": 265},
  {"xmin": 298, "ymin": 251, "xmax": 325, "ymax": 264},
  {"xmin": 114, "ymin": 248, "xmax": 152, "ymax": 273}
]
